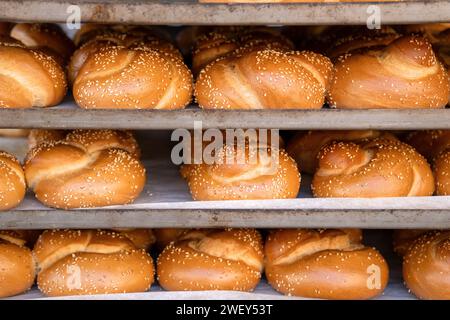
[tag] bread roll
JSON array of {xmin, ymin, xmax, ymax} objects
[
  {"xmin": 403, "ymin": 231, "xmax": 450, "ymax": 299},
  {"xmin": 195, "ymin": 48, "xmax": 333, "ymax": 109},
  {"xmin": 265, "ymin": 229, "xmax": 389, "ymax": 299},
  {"xmin": 286, "ymin": 130, "xmax": 396, "ymax": 174},
  {"xmin": 153, "ymin": 228, "xmax": 189, "ymax": 251},
  {"xmin": 10, "ymin": 23, "xmax": 75, "ymax": 61},
  {"xmin": 192, "ymin": 29, "xmax": 293, "ymax": 75},
  {"xmin": 72, "ymin": 34, "xmax": 193, "ymax": 109},
  {"xmin": 404, "ymin": 23, "xmax": 450, "ymax": 44},
  {"xmin": 0, "ymin": 38, "xmax": 67, "ymax": 108},
  {"xmin": 24, "ymin": 130, "xmax": 145, "ymax": 209},
  {"xmin": 157, "ymin": 228, "xmax": 263, "ymax": 291},
  {"xmin": 0, "ymin": 129, "xmax": 30, "ymax": 137},
  {"xmin": 0, "ymin": 151, "xmax": 26, "ymax": 210},
  {"xmin": 112, "ymin": 229, "xmax": 156, "ymax": 250},
  {"xmin": 312, "ymin": 138, "xmax": 435, "ymax": 197},
  {"xmin": 329, "ymin": 35, "xmax": 449, "ymax": 109},
  {"xmin": 181, "ymin": 143, "xmax": 300, "ymax": 200},
  {"xmin": 392, "ymin": 229, "xmax": 427, "ymax": 256},
  {"xmin": 0, "ymin": 231, "xmax": 36, "ymax": 298},
  {"xmin": 406, "ymin": 130, "xmax": 450, "ymax": 195},
  {"xmin": 34, "ymin": 229, "xmax": 154, "ymax": 297},
  {"xmin": 28, "ymin": 129, "xmax": 69, "ymax": 151},
  {"xmin": 0, "ymin": 230, "xmax": 41, "ymax": 248}
]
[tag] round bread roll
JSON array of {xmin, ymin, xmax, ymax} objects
[
  {"xmin": 265, "ymin": 229, "xmax": 389, "ymax": 299},
  {"xmin": 403, "ymin": 231, "xmax": 450, "ymax": 299},
  {"xmin": 392, "ymin": 229, "xmax": 427, "ymax": 256},
  {"xmin": 328, "ymin": 35, "xmax": 449, "ymax": 109},
  {"xmin": 34, "ymin": 229, "xmax": 154, "ymax": 297},
  {"xmin": 0, "ymin": 234, "xmax": 36, "ymax": 298},
  {"xmin": 0, "ymin": 38, "xmax": 67, "ymax": 108},
  {"xmin": 404, "ymin": 23, "xmax": 450, "ymax": 44},
  {"xmin": 73, "ymin": 38, "xmax": 193, "ymax": 109},
  {"xmin": 157, "ymin": 228, "xmax": 264, "ymax": 291},
  {"xmin": 24, "ymin": 130, "xmax": 145, "ymax": 209},
  {"xmin": 153, "ymin": 228, "xmax": 189, "ymax": 251},
  {"xmin": 405, "ymin": 130, "xmax": 450, "ymax": 195},
  {"xmin": 0, "ymin": 129, "xmax": 30, "ymax": 137},
  {"xmin": 195, "ymin": 48, "xmax": 333, "ymax": 109},
  {"xmin": 10, "ymin": 23, "xmax": 75, "ymax": 61},
  {"xmin": 192, "ymin": 29, "xmax": 293, "ymax": 75},
  {"xmin": 181, "ymin": 143, "xmax": 300, "ymax": 201},
  {"xmin": 312, "ymin": 138, "xmax": 435, "ymax": 198},
  {"xmin": 286, "ymin": 130, "xmax": 396, "ymax": 174},
  {"xmin": 0, "ymin": 151, "xmax": 26, "ymax": 210},
  {"xmin": 112, "ymin": 229, "xmax": 156, "ymax": 250}
]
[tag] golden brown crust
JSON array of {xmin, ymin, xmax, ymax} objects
[
  {"xmin": 265, "ymin": 229, "xmax": 389, "ymax": 299},
  {"xmin": 435, "ymin": 150, "xmax": 450, "ymax": 195},
  {"xmin": 312, "ymin": 138, "xmax": 435, "ymax": 198},
  {"xmin": 0, "ymin": 39, "xmax": 67, "ymax": 108},
  {"xmin": 403, "ymin": 231, "xmax": 450, "ymax": 300},
  {"xmin": 0, "ymin": 230, "xmax": 42, "ymax": 248},
  {"xmin": 392, "ymin": 229, "xmax": 427, "ymax": 256},
  {"xmin": 0, "ymin": 129, "xmax": 30, "ymax": 137},
  {"xmin": 157, "ymin": 228, "xmax": 263, "ymax": 291},
  {"xmin": 34, "ymin": 229, "xmax": 154, "ymax": 297},
  {"xmin": 153, "ymin": 228, "xmax": 189, "ymax": 251},
  {"xmin": 182, "ymin": 144, "xmax": 300, "ymax": 201},
  {"xmin": 10, "ymin": 23, "xmax": 75, "ymax": 62},
  {"xmin": 329, "ymin": 35, "xmax": 449, "ymax": 109},
  {"xmin": 28, "ymin": 129, "xmax": 69, "ymax": 151},
  {"xmin": 24, "ymin": 130, "xmax": 145, "ymax": 209},
  {"xmin": 0, "ymin": 240, "xmax": 35, "ymax": 298},
  {"xmin": 0, "ymin": 151, "xmax": 26, "ymax": 210},
  {"xmin": 112, "ymin": 229, "xmax": 156, "ymax": 250},
  {"xmin": 195, "ymin": 49, "xmax": 334, "ymax": 109},
  {"xmin": 286, "ymin": 130, "xmax": 396, "ymax": 174}
]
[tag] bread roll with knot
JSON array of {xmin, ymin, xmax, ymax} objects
[
  {"xmin": 157, "ymin": 228, "xmax": 263, "ymax": 291},
  {"xmin": 0, "ymin": 231, "xmax": 36, "ymax": 298},
  {"xmin": 192, "ymin": 29, "xmax": 293, "ymax": 75},
  {"xmin": 10, "ymin": 23, "xmax": 75, "ymax": 62},
  {"xmin": 265, "ymin": 229, "xmax": 389, "ymax": 299},
  {"xmin": 34, "ymin": 229, "xmax": 154, "ymax": 297},
  {"xmin": 286, "ymin": 130, "xmax": 397, "ymax": 174},
  {"xmin": 73, "ymin": 37, "xmax": 193, "ymax": 109},
  {"xmin": 403, "ymin": 231, "xmax": 450, "ymax": 299},
  {"xmin": 329, "ymin": 35, "xmax": 449, "ymax": 109},
  {"xmin": 0, "ymin": 151, "xmax": 26, "ymax": 210},
  {"xmin": 0, "ymin": 38, "xmax": 67, "ymax": 108},
  {"xmin": 406, "ymin": 130, "xmax": 450, "ymax": 195},
  {"xmin": 181, "ymin": 143, "xmax": 300, "ymax": 200},
  {"xmin": 24, "ymin": 130, "xmax": 145, "ymax": 209},
  {"xmin": 312, "ymin": 138, "xmax": 435, "ymax": 198},
  {"xmin": 195, "ymin": 48, "xmax": 333, "ymax": 109}
]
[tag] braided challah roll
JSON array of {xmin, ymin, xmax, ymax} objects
[
  {"xmin": 0, "ymin": 151, "xmax": 26, "ymax": 210},
  {"xmin": 265, "ymin": 229, "xmax": 389, "ymax": 299},
  {"xmin": 24, "ymin": 130, "xmax": 145, "ymax": 209},
  {"xmin": 157, "ymin": 228, "xmax": 264, "ymax": 291},
  {"xmin": 0, "ymin": 231, "xmax": 36, "ymax": 298},
  {"xmin": 34, "ymin": 229, "xmax": 155, "ymax": 297},
  {"xmin": 72, "ymin": 31, "xmax": 193, "ymax": 109},
  {"xmin": 329, "ymin": 35, "xmax": 449, "ymax": 109},
  {"xmin": 312, "ymin": 138, "xmax": 435, "ymax": 198},
  {"xmin": 286, "ymin": 130, "xmax": 397, "ymax": 174},
  {"xmin": 0, "ymin": 38, "xmax": 67, "ymax": 108},
  {"xmin": 406, "ymin": 130, "xmax": 450, "ymax": 195},
  {"xmin": 181, "ymin": 143, "xmax": 300, "ymax": 200},
  {"xmin": 10, "ymin": 23, "xmax": 75, "ymax": 62},
  {"xmin": 195, "ymin": 48, "xmax": 333, "ymax": 109},
  {"xmin": 403, "ymin": 230, "xmax": 450, "ymax": 300}
]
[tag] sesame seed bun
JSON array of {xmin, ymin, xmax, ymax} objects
[
  {"xmin": 24, "ymin": 130, "xmax": 145, "ymax": 209},
  {"xmin": 328, "ymin": 35, "xmax": 449, "ymax": 109},
  {"xmin": 392, "ymin": 229, "xmax": 428, "ymax": 256},
  {"xmin": 153, "ymin": 228, "xmax": 190, "ymax": 251},
  {"xmin": 265, "ymin": 229, "xmax": 389, "ymax": 299},
  {"xmin": 312, "ymin": 138, "xmax": 435, "ymax": 197},
  {"xmin": 34, "ymin": 229, "xmax": 154, "ymax": 297},
  {"xmin": 403, "ymin": 230, "xmax": 450, "ymax": 299},
  {"xmin": 157, "ymin": 228, "xmax": 264, "ymax": 291},
  {"xmin": 0, "ymin": 151, "xmax": 26, "ymax": 210}
]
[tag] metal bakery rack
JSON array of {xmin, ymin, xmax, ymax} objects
[{"xmin": 0, "ymin": 0, "xmax": 449, "ymax": 300}]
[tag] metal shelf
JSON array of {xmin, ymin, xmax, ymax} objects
[
  {"xmin": 0, "ymin": 0, "xmax": 448, "ymax": 25},
  {"xmin": 1, "ymin": 100, "xmax": 450, "ymax": 130},
  {"xmin": 1, "ymin": 133, "xmax": 449, "ymax": 230}
]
